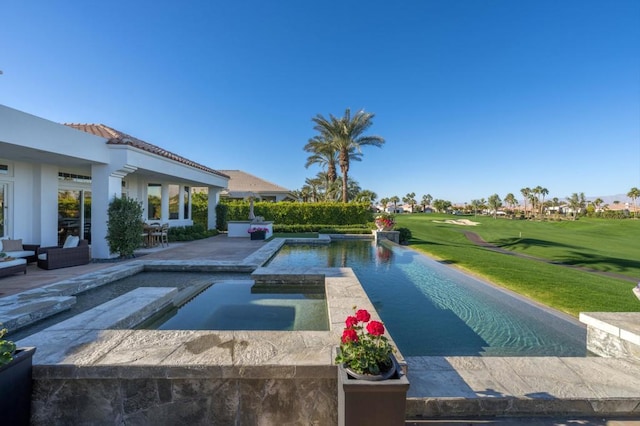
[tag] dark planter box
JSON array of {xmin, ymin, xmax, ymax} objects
[
  {"xmin": 0, "ymin": 347, "xmax": 36, "ymax": 426},
  {"xmin": 337, "ymin": 354, "xmax": 410, "ymax": 426},
  {"xmin": 250, "ymin": 231, "xmax": 266, "ymax": 240}
]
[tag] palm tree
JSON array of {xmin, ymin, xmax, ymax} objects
[
  {"xmin": 520, "ymin": 187, "xmax": 531, "ymax": 218},
  {"xmin": 566, "ymin": 192, "xmax": 586, "ymax": 220},
  {"xmin": 403, "ymin": 192, "xmax": 416, "ymax": 213},
  {"xmin": 487, "ymin": 194, "xmax": 502, "ymax": 219},
  {"xmin": 504, "ymin": 193, "xmax": 517, "ymax": 213},
  {"xmin": 628, "ymin": 187, "xmax": 640, "ymax": 219},
  {"xmin": 311, "ymin": 108, "xmax": 385, "ymax": 202},
  {"xmin": 538, "ymin": 187, "xmax": 549, "ymax": 217},
  {"xmin": 356, "ymin": 189, "xmax": 377, "ymax": 204},
  {"xmin": 390, "ymin": 195, "xmax": 400, "ymax": 212},
  {"xmin": 380, "ymin": 197, "xmax": 390, "ymax": 212},
  {"xmin": 421, "ymin": 194, "xmax": 432, "ymax": 212},
  {"xmin": 304, "ymin": 135, "xmax": 339, "ymax": 187}
]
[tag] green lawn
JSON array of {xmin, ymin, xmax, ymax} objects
[{"xmin": 395, "ymin": 214, "xmax": 640, "ymax": 317}]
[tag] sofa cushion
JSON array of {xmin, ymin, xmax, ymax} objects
[
  {"xmin": 38, "ymin": 253, "xmax": 47, "ymax": 261},
  {"xmin": 0, "ymin": 258, "xmax": 26, "ymax": 268},
  {"xmin": 1, "ymin": 239, "xmax": 23, "ymax": 252},
  {"xmin": 63, "ymin": 235, "xmax": 80, "ymax": 248},
  {"xmin": 3, "ymin": 250, "xmax": 35, "ymax": 259}
]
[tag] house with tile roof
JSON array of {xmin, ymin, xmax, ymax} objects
[
  {"xmin": 0, "ymin": 105, "xmax": 228, "ymax": 259},
  {"xmin": 218, "ymin": 170, "xmax": 297, "ymax": 202}
]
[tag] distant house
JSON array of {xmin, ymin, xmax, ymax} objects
[
  {"xmin": 0, "ymin": 105, "xmax": 228, "ymax": 259},
  {"xmin": 218, "ymin": 170, "xmax": 297, "ymax": 202}
]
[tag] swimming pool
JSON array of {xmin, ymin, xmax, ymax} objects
[{"xmin": 267, "ymin": 240, "xmax": 587, "ymax": 357}]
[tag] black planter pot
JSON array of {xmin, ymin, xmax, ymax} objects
[
  {"xmin": 0, "ymin": 347, "xmax": 36, "ymax": 426},
  {"xmin": 250, "ymin": 231, "xmax": 266, "ymax": 240},
  {"xmin": 337, "ymin": 353, "xmax": 409, "ymax": 426}
]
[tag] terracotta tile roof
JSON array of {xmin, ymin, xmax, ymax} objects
[
  {"xmin": 218, "ymin": 169, "xmax": 293, "ymax": 194},
  {"xmin": 64, "ymin": 123, "xmax": 228, "ymax": 178}
]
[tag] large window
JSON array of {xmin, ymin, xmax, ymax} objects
[
  {"xmin": 148, "ymin": 184, "xmax": 161, "ymax": 220},
  {"xmin": 58, "ymin": 189, "xmax": 92, "ymax": 245},
  {"xmin": 169, "ymin": 184, "xmax": 179, "ymax": 220}
]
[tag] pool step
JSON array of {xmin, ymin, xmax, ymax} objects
[
  {"xmin": 0, "ymin": 295, "xmax": 76, "ymax": 331},
  {"xmin": 17, "ymin": 287, "xmax": 178, "ymax": 364},
  {"xmin": 405, "ymin": 356, "xmax": 640, "ymax": 418}
]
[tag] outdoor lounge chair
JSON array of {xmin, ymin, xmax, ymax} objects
[{"xmin": 37, "ymin": 238, "xmax": 91, "ymax": 270}]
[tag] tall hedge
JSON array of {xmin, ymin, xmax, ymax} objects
[{"xmin": 218, "ymin": 201, "xmax": 373, "ymax": 229}]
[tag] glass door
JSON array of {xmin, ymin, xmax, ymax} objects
[{"xmin": 58, "ymin": 189, "xmax": 92, "ymax": 245}]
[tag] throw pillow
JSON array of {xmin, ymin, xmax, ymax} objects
[
  {"xmin": 62, "ymin": 235, "xmax": 80, "ymax": 248},
  {"xmin": 1, "ymin": 239, "xmax": 23, "ymax": 252}
]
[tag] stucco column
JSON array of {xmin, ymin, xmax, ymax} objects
[
  {"xmin": 207, "ymin": 188, "xmax": 220, "ymax": 230},
  {"xmin": 91, "ymin": 164, "xmax": 137, "ymax": 259},
  {"xmin": 33, "ymin": 164, "xmax": 59, "ymax": 247}
]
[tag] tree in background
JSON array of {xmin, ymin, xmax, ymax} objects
[
  {"xmin": 520, "ymin": 187, "xmax": 531, "ymax": 218},
  {"xmin": 504, "ymin": 193, "xmax": 517, "ymax": 214},
  {"xmin": 566, "ymin": 192, "xmax": 586, "ymax": 220},
  {"xmin": 389, "ymin": 195, "xmax": 400, "ymax": 212},
  {"xmin": 628, "ymin": 187, "xmax": 639, "ymax": 219},
  {"xmin": 403, "ymin": 192, "xmax": 416, "ymax": 213},
  {"xmin": 311, "ymin": 108, "xmax": 385, "ymax": 202},
  {"xmin": 487, "ymin": 193, "xmax": 503, "ymax": 219},
  {"xmin": 421, "ymin": 194, "xmax": 433, "ymax": 212}
]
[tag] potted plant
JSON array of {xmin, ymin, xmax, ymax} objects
[
  {"xmin": 374, "ymin": 214, "xmax": 395, "ymax": 231},
  {"xmin": 0, "ymin": 325, "xmax": 36, "ymax": 425},
  {"xmin": 335, "ymin": 308, "xmax": 409, "ymax": 426},
  {"xmin": 248, "ymin": 227, "xmax": 268, "ymax": 240}
]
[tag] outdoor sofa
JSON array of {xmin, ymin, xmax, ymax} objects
[
  {"xmin": 37, "ymin": 237, "xmax": 91, "ymax": 270},
  {"xmin": 0, "ymin": 238, "xmax": 39, "ymax": 263}
]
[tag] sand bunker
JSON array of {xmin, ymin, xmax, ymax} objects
[{"xmin": 432, "ymin": 219, "xmax": 480, "ymax": 226}]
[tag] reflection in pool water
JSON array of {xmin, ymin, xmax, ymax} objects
[{"xmin": 267, "ymin": 240, "xmax": 587, "ymax": 357}]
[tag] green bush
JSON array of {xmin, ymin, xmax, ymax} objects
[
  {"xmin": 106, "ymin": 196, "xmax": 144, "ymax": 258},
  {"xmin": 219, "ymin": 201, "xmax": 373, "ymax": 230},
  {"xmin": 168, "ymin": 224, "xmax": 218, "ymax": 241},
  {"xmin": 396, "ymin": 227, "xmax": 412, "ymax": 244},
  {"xmin": 273, "ymin": 223, "xmax": 371, "ymax": 233}
]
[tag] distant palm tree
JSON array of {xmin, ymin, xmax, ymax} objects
[
  {"xmin": 312, "ymin": 108, "xmax": 385, "ymax": 202},
  {"xmin": 628, "ymin": 187, "xmax": 640, "ymax": 219},
  {"xmin": 390, "ymin": 195, "xmax": 400, "ymax": 212},
  {"xmin": 421, "ymin": 194, "xmax": 432, "ymax": 212},
  {"xmin": 504, "ymin": 193, "xmax": 517, "ymax": 213},
  {"xmin": 380, "ymin": 197, "xmax": 390, "ymax": 212},
  {"xmin": 403, "ymin": 192, "xmax": 416, "ymax": 213},
  {"xmin": 521, "ymin": 187, "xmax": 531, "ymax": 218}
]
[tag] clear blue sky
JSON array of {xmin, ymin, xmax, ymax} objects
[{"xmin": 2, "ymin": 1, "xmax": 639, "ymax": 204}]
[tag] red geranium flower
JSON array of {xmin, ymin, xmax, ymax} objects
[
  {"xmin": 355, "ymin": 309, "xmax": 370, "ymax": 322},
  {"xmin": 345, "ymin": 316, "xmax": 358, "ymax": 328},
  {"xmin": 335, "ymin": 306, "xmax": 394, "ymax": 376},
  {"xmin": 342, "ymin": 328, "xmax": 358, "ymax": 343},
  {"xmin": 366, "ymin": 320, "xmax": 385, "ymax": 336}
]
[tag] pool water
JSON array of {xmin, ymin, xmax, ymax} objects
[
  {"xmin": 140, "ymin": 281, "xmax": 329, "ymax": 331},
  {"xmin": 267, "ymin": 240, "xmax": 587, "ymax": 357}
]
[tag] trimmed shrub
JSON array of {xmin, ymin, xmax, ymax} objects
[
  {"xmin": 396, "ymin": 227, "xmax": 412, "ymax": 244},
  {"xmin": 106, "ymin": 196, "xmax": 144, "ymax": 258},
  {"xmin": 219, "ymin": 201, "xmax": 373, "ymax": 229}
]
